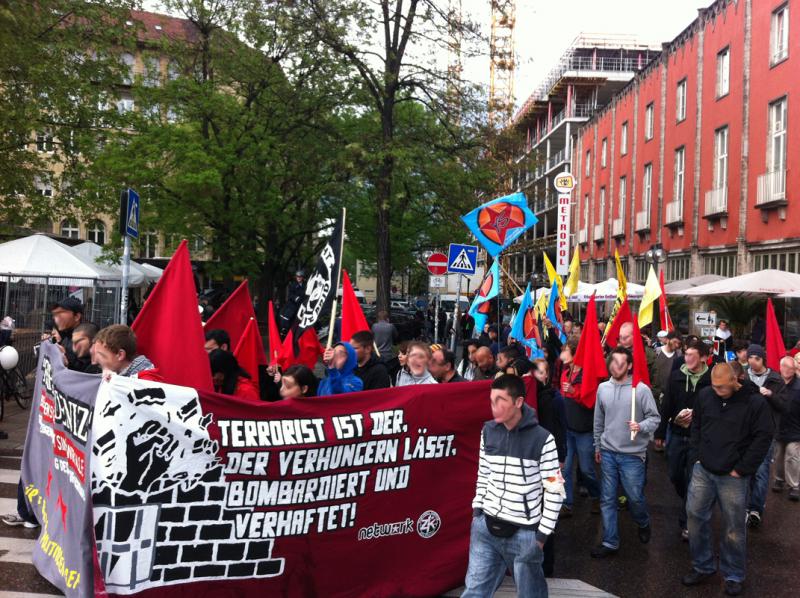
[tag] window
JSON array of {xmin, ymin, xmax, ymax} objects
[
  {"xmin": 716, "ymin": 47, "xmax": 730, "ymax": 98},
  {"xmin": 601, "ymin": 138, "xmax": 608, "ymax": 167},
  {"xmin": 168, "ymin": 60, "xmax": 181, "ymax": 81},
  {"xmin": 714, "ymin": 126, "xmax": 729, "ymax": 190},
  {"xmin": 117, "ymin": 95, "xmax": 135, "ymax": 114},
  {"xmin": 36, "ymin": 130, "xmax": 53, "ymax": 153},
  {"xmin": 618, "ymin": 176, "xmax": 627, "ymax": 219},
  {"xmin": 674, "ymin": 147, "xmax": 685, "ymax": 202},
  {"xmin": 676, "ymin": 79, "xmax": 687, "ymax": 122},
  {"xmin": 583, "ymin": 196, "xmax": 589, "ymax": 229},
  {"xmin": 666, "ymin": 256, "xmax": 690, "ymax": 282},
  {"xmin": 191, "ymin": 235, "xmax": 206, "ymax": 253},
  {"xmin": 60, "ymin": 219, "xmax": 80, "ymax": 239},
  {"xmin": 635, "ymin": 258, "xmax": 648, "ymax": 283},
  {"xmin": 34, "ymin": 176, "xmax": 52, "ymax": 197},
  {"xmin": 754, "ymin": 250, "xmax": 800, "ymax": 273},
  {"xmin": 703, "ymin": 254, "xmax": 737, "ymax": 277},
  {"xmin": 595, "ymin": 261, "xmax": 607, "ymax": 280},
  {"xmin": 771, "ymin": 4, "xmax": 790, "ymax": 64},
  {"xmin": 138, "ymin": 230, "xmax": 158, "ymax": 259},
  {"xmin": 643, "ymin": 163, "xmax": 653, "ymax": 214},
  {"xmin": 768, "ymin": 97, "xmax": 787, "ymax": 173},
  {"xmin": 585, "ymin": 150, "xmax": 591, "ymax": 177},
  {"xmin": 645, "ymin": 103, "xmax": 654, "ymax": 140},
  {"xmin": 620, "ymin": 122, "xmax": 628, "ymax": 155},
  {"xmin": 600, "ymin": 187, "xmax": 606, "ymax": 220},
  {"xmin": 580, "ymin": 264, "xmax": 590, "ymax": 281},
  {"xmin": 120, "ymin": 52, "xmax": 135, "ymax": 85},
  {"xmin": 87, "ymin": 220, "xmax": 106, "ymax": 245},
  {"xmin": 31, "ymin": 218, "xmax": 52, "ymax": 233},
  {"xmin": 143, "ymin": 56, "xmax": 161, "ymax": 87}
]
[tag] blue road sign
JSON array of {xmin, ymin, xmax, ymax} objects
[
  {"xmin": 447, "ymin": 243, "xmax": 478, "ymax": 274},
  {"xmin": 125, "ymin": 189, "xmax": 139, "ymax": 239}
]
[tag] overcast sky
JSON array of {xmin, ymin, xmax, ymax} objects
[{"xmin": 143, "ymin": 0, "xmax": 708, "ymax": 109}]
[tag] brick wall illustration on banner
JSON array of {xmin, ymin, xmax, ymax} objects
[{"xmin": 91, "ymin": 379, "xmax": 284, "ymax": 592}]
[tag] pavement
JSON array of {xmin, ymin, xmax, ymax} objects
[{"xmin": 1, "ymin": 398, "xmax": 800, "ymax": 597}]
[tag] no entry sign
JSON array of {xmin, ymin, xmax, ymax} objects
[{"xmin": 427, "ymin": 252, "xmax": 448, "ymax": 275}]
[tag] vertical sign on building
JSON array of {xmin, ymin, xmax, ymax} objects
[{"xmin": 553, "ymin": 171, "xmax": 575, "ymax": 275}]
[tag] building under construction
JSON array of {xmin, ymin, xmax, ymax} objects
[{"xmin": 505, "ymin": 34, "xmax": 661, "ymax": 287}]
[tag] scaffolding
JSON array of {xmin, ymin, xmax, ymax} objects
[{"xmin": 489, "ymin": 0, "xmax": 516, "ymax": 125}]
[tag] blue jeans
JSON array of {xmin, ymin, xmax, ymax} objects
[
  {"xmin": 687, "ymin": 463, "xmax": 748, "ymax": 583},
  {"xmin": 463, "ymin": 513, "xmax": 548, "ymax": 598},
  {"xmin": 564, "ymin": 430, "xmax": 600, "ymax": 506},
  {"xmin": 599, "ymin": 450, "xmax": 649, "ymax": 549},
  {"xmin": 748, "ymin": 439, "xmax": 773, "ymax": 514}
]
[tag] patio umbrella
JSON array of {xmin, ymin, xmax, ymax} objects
[
  {"xmin": 663, "ymin": 274, "xmax": 725, "ymax": 295},
  {"xmin": 683, "ymin": 269, "xmax": 800, "ymax": 296}
]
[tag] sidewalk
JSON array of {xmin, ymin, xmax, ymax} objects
[{"xmin": 0, "ymin": 400, "xmax": 32, "ymax": 455}]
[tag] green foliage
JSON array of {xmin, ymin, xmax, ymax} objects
[{"xmin": 706, "ymin": 294, "xmax": 766, "ymax": 339}]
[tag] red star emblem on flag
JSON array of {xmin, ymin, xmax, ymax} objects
[{"xmin": 477, "ymin": 202, "xmax": 526, "ymax": 245}]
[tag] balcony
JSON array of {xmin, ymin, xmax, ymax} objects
[
  {"xmin": 665, "ymin": 200, "xmax": 683, "ymax": 227},
  {"xmin": 704, "ymin": 187, "xmax": 728, "ymax": 218},
  {"xmin": 578, "ymin": 228, "xmax": 588, "ymax": 244},
  {"xmin": 546, "ymin": 148, "xmax": 567, "ymax": 172},
  {"xmin": 593, "ymin": 223, "xmax": 604, "ymax": 242},
  {"xmin": 612, "ymin": 218, "xmax": 625, "ymax": 238},
  {"xmin": 533, "ymin": 192, "xmax": 557, "ymax": 213},
  {"xmin": 756, "ymin": 170, "xmax": 787, "ymax": 208},
  {"xmin": 635, "ymin": 211, "xmax": 650, "ymax": 233}
]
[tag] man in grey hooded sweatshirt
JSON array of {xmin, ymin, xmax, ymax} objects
[{"xmin": 591, "ymin": 346, "xmax": 661, "ymax": 558}]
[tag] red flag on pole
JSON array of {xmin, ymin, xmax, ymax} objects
[
  {"xmin": 631, "ymin": 317, "xmax": 651, "ymax": 387},
  {"xmin": 278, "ymin": 327, "xmax": 324, "ymax": 371},
  {"xmin": 604, "ymin": 298, "xmax": 633, "ymax": 348},
  {"xmin": 573, "ymin": 294, "xmax": 608, "ymax": 409},
  {"xmin": 340, "ymin": 270, "xmax": 369, "ymax": 342},
  {"xmin": 267, "ymin": 301, "xmax": 282, "ymax": 367},
  {"xmin": 658, "ymin": 270, "xmax": 674, "ymax": 332},
  {"xmin": 132, "ymin": 240, "xmax": 213, "ymax": 391},
  {"xmin": 765, "ymin": 297, "xmax": 786, "ymax": 371},
  {"xmin": 205, "ymin": 280, "xmax": 267, "ymax": 365},
  {"xmin": 233, "ymin": 318, "xmax": 261, "ymax": 394}
]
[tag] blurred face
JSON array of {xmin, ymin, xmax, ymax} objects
[
  {"xmin": 407, "ymin": 346, "xmax": 429, "ymax": 376},
  {"xmin": 332, "ymin": 345, "xmax": 349, "ymax": 370},
  {"xmin": 467, "ymin": 344, "xmax": 478, "ymax": 364},
  {"xmin": 428, "ymin": 350, "xmax": 448, "ymax": 381},
  {"xmin": 280, "ymin": 375, "xmax": 307, "ymax": 399},
  {"xmin": 204, "ymin": 339, "xmax": 221, "ymax": 353},
  {"xmin": 559, "ymin": 346, "xmax": 573, "ymax": 365},
  {"xmin": 719, "ymin": 321, "xmax": 728, "ymax": 330},
  {"xmin": 736, "ymin": 348, "xmax": 748, "ymax": 363},
  {"xmin": 748, "ymin": 355, "xmax": 766, "ymax": 373},
  {"xmin": 609, "ymin": 352, "xmax": 631, "ymax": 380},
  {"xmin": 93, "ymin": 341, "xmax": 127, "ymax": 373},
  {"xmin": 496, "ymin": 352, "xmax": 512, "ymax": 370},
  {"xmin": 533, "ymin": 363, "xmax": 548, "ymax": 384},
  {"xmin": 563, "ymin": 321, "xmax": 573, "ymax": 335},
  {"xmin": 72, "ymin": 331, "xmax": 93, "ymax": 359},
  {"xmin": 475, "ymin": 349, "xmax": 494, "ymax": 371},
  {"xmin": 52, "ymin": 308, "xmax": 81, "ymax": 333},
  {"xmin": 669, "ymin": 338, "xmax": 683, "ymax": 352},
  {"xmin": 489, "ymin": 388, "xmax": 523, "ymax": 428},
  {"xmin": 684, "ymin": 348, "xmax": 701, "ymax": 371},
  {"xmin": 350, "ymin": 339, "xmax": 370, "ymax": 365},
  {"xmin": 712, "ymin": 381, "xmax": 735, "ymax": 399},
  {"xmin": 794, "ymin": 353, "xmax": 800, "ymax": 372},
  {"xmin": 780, "ymin": 358, "xmax": 795, "ymax": 381},
  {"xmin": 618, "ymin": 324, "xmax": 633, "ymax": 348}
]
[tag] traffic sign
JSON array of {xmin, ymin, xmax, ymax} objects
[
  {"xmin": 553, "ymin": 171, "xmax": 575, "ymax": 194},
  {"xmin": 429, "ymin": 275, "xmax": 446, "ymax": 288},
  {"xmin": 119, "ymin": 188, "xmax": 140, "ymax": 239},
  {"xmin": 427, "ymin": 252, "xmax": 448, "ymax": 275},
  {"xmin": 447, "ymin": 243, "xmax": 478, "ymax": 274},
  {"xmin": 694, "ymin": 311, "xmax": 717, "ymax": 327}
]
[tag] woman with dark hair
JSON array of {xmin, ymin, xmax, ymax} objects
[
  {"xmin": 209, "ymin": 349, "xmax": 259, "ymax": 401},
  {"xmin": 278, "ymin": 365, "xmax": 317, "ymax": 399}
]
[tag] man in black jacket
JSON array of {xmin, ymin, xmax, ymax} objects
[
  {"xmin": 654, "ymin": 341, "xmax": 711, "ymax": 538},
  {"xmin": 350, "ymin": 330, "xmax": 391, "ymax": 390},
  {"xmin": 682, "ymin": 364, "xmax": 773, "ymax": 597}
]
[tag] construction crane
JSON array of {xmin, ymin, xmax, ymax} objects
[{"xmin": 489, "ymin": 0, "xmax": 516, "ymax": 126}]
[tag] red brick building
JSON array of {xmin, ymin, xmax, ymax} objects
[{"xmin": 573, "ymin": 0, "xmax": 798, "ymax": 283}]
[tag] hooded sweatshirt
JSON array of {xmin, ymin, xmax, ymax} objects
[
  {"xmin": 396, "ymin": 368, "xmax": 437, "ymax": 386},
  {"xmin": 655, "ymin": 363, "xmax": 711, "ymax": 440},
  {"xmin": 594, "ymin": 377, "xmax": 660, "ymax": 457},
  {"xmin": 472, "ymin": 404, "xmax": 564, "ymax": 543},
  {"xmin": 317, "ymin": 343, "xmax": 364, "ymax": 396}
]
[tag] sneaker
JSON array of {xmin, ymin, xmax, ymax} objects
[
  {"xmin": 1, "ymin": 513, "xmax": 38, "ymax": 529},
  {"xmin": 638, "ymin": 524, "xmax": 651, "ymax": 544},
  {"xmin": 590, "ymin": 544, "xmax": 618, "ymax": 558},
  {"xmin": 746, "ymin": 510, "xmax": 761, "ymax": 529},
  {"xmin": 617, "ymin": 495, "xmax": 628, "ymax": 511},
  {"xmin": 772, "ymin": 479, "xmax": 785, "ymax": 492},
  {"xmin": 681, "ymin": 528, "xmax": 689, "ymax": 542},
  {"xmin": 724, "ymin": 580, "xmax": 743, "ymax": 596},
  {"xmin": 578, "ymin": 485, "xmax": 589, "ymax": 498},
  {"xmin": 789, "ymin": 488, "xmax": 800, "ymax": 502},
  {"xmin": 590, "ymin": 498, "xmax": 601, "ymax": 514},
  {"xmin": 681, "ymin": 569, "xmax": 715, "ymax": 587}
]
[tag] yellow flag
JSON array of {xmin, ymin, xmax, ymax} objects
[
  {"xmin": 543, "ymin": 253, "xmax": 568, "ymax": 310},
  {"xmin": 563, "ymin": 247, "xmax": 581, "ymax": 297},
  {"xmin": 638, "ymin": 265, "xmax": 663, "ymax": 328},
  {"xmin": 614, "ymin": 249, "xmax": 627, "ymax": 300},
  {"xmin": 534, "ymin": 290, "xmax": 549, "ymax": 318}
]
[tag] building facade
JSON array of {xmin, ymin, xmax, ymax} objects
[{"xmin": 573, "ymin": 0, "xmax": 799, "ymax": 283}]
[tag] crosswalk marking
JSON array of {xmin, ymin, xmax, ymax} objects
[
  {"xmin": 0, "ymin": 467, "xmax": 20, "ymax": 485},
  {"xmin": 0, "ymin": 535, "xmax": 37, "ymax": 564}
]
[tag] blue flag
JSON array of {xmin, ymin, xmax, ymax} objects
[
  {"xmin": 461, "ymin": 192, "xmax": 538, "ymax": 257},
  {"xmin": 545, "ymin": 279, "xmax": 567, "ymax": 344},
  {"xmin": 509, "ymin": 283, "xmax": 544, "ymax": 358},
  {"xmin": 468, "ymin": 261, "xmax": 500, "ymax": 336}
]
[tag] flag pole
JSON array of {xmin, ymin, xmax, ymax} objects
[
  {"xmin": 631, "ymin": 384, "xmax": 637, "ymax": 441},
  {"xmin": 496, "ymin": 260, "xmax": 525, "ymax": 296},
  {"xmin": 327, "ymin": 208, "xmax": 347, "ymax": 349}
]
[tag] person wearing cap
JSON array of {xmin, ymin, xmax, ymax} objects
[
  {"xmin": 682, "ymin": 363, "xmax": 773, "ymax": 596},
  {"xmin": 744, "ymin": 343, "xmax": 788, "ymax": 528},
  {"xmin": 44, "ymin": 297, "xmax": 84, "ymax": 369}
]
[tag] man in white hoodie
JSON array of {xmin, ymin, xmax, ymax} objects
[{"xmin": 395, "ymin": 341, "xmax": 437, "ymax": 386}]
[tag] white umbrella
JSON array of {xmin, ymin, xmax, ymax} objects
[
  {"xmin": 664, "ymin": 274, "xmax": 725, "ymax": 295},
  {"xmin": 514, "ymin": 281, "xmax": 595, "ymax": 304},
  {"xmin": 591, "ymin": 278, "xmax": 645, "ymax": 301},
  {"xmin": 138, "ymin": 263, "xmax": 164, "ymax": 283},
  {"xmin": 70, "ymin": 242, "xmax": 146, "ymax": 287},
  {"xmin": 683, "ymin": 269, "xmax": 800, "ymax": 296}
]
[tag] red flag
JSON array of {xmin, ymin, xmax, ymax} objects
[
  {"xmin": 573, "ymin": 294, "xmax": 608, "ymax": 408},
  {"xmin": 604, "ymin": 298, "xmax": 633, "ymax": 348},
  {"xmin": 658, "ymin": 270, "xmax": 674, "ymax": 332},
  {"xmin": 631, "ymin": 317, "xmax": 651, "ymax": 387},
  {"xmin": 340, "ymin": 270, "xmax": 369, "ymax": 342},
  {"xmin": 766, "ymin": 297, "xmax": 786, "ymax": 371},
  {"xmin": 278, "ymin": 327, "xmax": 323, "ymax": 371},
  {"xmin": 132, "ymin": 240, "xmax": 213, "ymax": 391},
  {"xmin": 233, "ymin": 318, "xmax": 261, "ymax": 394},
  {"xmin": 267, "ymin": 301, "xmax": 282, "ymax": 366},
  {"xmin": 205, "ymin": 280, "xmax": 267, "ymax": 365}
]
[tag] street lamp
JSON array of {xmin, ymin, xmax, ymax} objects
[{"xmin": 645, "ymin": 243, "xmax": 667, "ymax": 274}]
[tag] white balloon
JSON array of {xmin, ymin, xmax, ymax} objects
[{"xmin": 0, "ymin": 346, "xmax": 19, "ymax": 370}]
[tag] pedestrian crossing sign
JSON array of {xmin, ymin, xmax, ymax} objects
[
  {"xmin": 447, "ymin": 243, "xmax": 478, "ymax": 274},
  {"xmin": 119, "ymin": 188, "xmax": 140, "ymax": 239}
]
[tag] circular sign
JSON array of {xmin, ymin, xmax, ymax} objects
[
  {"xmin": 427, "ymin": 252, "xmax": 448, "ymax": 275},
  {"xmin": 553, "ymin": 171, "xmax": 575, "ymax": 194}
]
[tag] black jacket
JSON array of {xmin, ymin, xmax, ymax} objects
[
  {"xmin": 536, "ymin": 381, "xmax": 567, "ymax": 462},
  {"xmin": 778, "ymin": 378, "xmax": 800, "ymax": 443},
  {"xmin": 690, "ymin": 385, "xmax": 774, "ymax": 477},
  {"xmin": 748, "ymin": 368, "xmax": 789, "ymax": 434},
  {"xmin": 68, "ymin": 353, "xmax": 101, "ymax": 374},
  {"xmin": 353, "ymin": 355, "xmax": 391, "ymax": 391},
  {"xmin": 655, "ymin": 365, "xmax": 712, "ymax": 440},
  {"xmin": 561, "ymin": 369, "xmax": 594, "ymax": 434}
]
